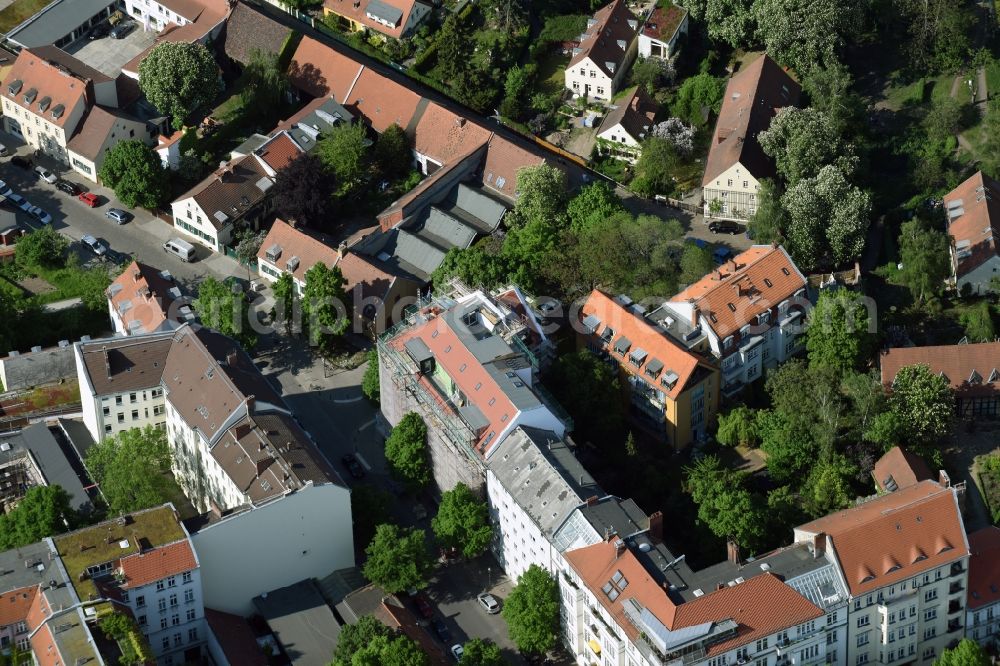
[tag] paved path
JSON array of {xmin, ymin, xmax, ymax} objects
[{"xmin": 42, "ymin": 297, "xmax": 83, "ymax": 312}]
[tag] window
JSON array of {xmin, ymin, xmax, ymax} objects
[
  {"xmin": 182, "ymin": 572, "xmax": 192, "ymax": 584},
  {"xmin": 186, "ymin": 608, "xmax": 196, "ymax": 621},
  {"xmin": 174, "ymin": 633, "xmax": 182, "ymax": 647},
  {"xmin": 104, "ymin": 424, "xmax": 112, "ymax": 434},
  {"xmin": 14, "ymin": 622, "xmax": 26, "ymax": 635},
  {"xmin": 857, "ymin": 655, "xmax": 869, "ymax": 665},
  {"xmin": 117, "ymin": 413, "xmax": 125, "ymax": 424},
  {"xmin": 857, "ymin": 632, "xmax": 869, "ymax": 647},
  {"xmin": 158, "ymin": 598, "xmax": 167, "ymax": 612},
  {"xmin": 857, "ymin": 616, "xmax": 870, "ymax": 628},
  {"xmin": 160, "ymin": 617, "xmax": 168, "ymax": 630},
  {"xmin": 171, "ymin": 614, "xmax": 180, "ymax": 626},
  {"xmin": 924, "ymin": 608, "xmax": 937, "ymax": 621},
  {"xmin": 596, "ymin": 87, "xmax": 605, "ymax": 95},
  {"xmin": 116, "ymin": 395, "xmax": 123, "ymax": 406},
  {"xmin": 170, "ymin": 593, "xmax": 178, "ymax": 607},
  {"xmin": 157, "ymin": 581, "xmax": 165, "ymax": 591},
  {"xmin": 136, "ymin": 595, "xmax": 145, "ymax": 608},
  {"xmin": 925, "ymin": 589, "xmax": 938, "ymax": 602},
  {"xmin": 162, "ymin": 637, "xmax": 170, "ymax": 650},
  {"xmin": 743, "ymin": 181, "xmax": 748, "ymax": 188},
  {"xmin": 188, "ymin": 628, "xmax": 198, "ymax": 642},
  {"xmin": 756, "ymin": 638, "xmax": 768, "ymax": 651},
  {"xmin": 131, "ymin": 409, "xmax": 139, "ymax": 420},
  {"xmin": 184, "ymin": 589, "xmax": 194, "ymax": 603},
  {"xmin": 103, "ymin": 406, "xmax": 110, "ymax": 416},
  {"xmin": 168, "ymin": 576, "xmax": 176, "ymax": 588},
  {"xmin": 138, "ymin": 615, "xmax": 147, "ymax": 627},
  {"xmin": 799, "ymin": 645, "xmax": 819, "ymax": 661},
  {"xmin": 129, "ymin": 392, "xmax": 136, "ymax": 403},
  {"xmin": 727, "ymin": 179, "xmax": 733, "ymax": 186}
]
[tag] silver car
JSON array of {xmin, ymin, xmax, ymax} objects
[
  {"xmin": 106, "ymin": 208, "xmax": 130, "ymax": 224},
  {"xmin": 81, "ymin": 234, "xmax": 107, "ymax": 256}
]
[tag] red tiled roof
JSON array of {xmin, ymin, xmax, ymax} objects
[
  {"xmin": 30, "ymin": 624, "xmax": 59, "ymax": 666},
  {"xmin": 255, "ymin": 131, "xmax": 303, "ymax": 172},
  {"xmin": 702, "ymin": 54, "xmax": 800, "ymax": 186},
  {"xmin": 873, "ymin": 446, "xmax": 933, "ymax": 493},
  {"xmin": 944, "ymin": 171, "xmax": 1000, "ymax": 277},
  {"xmin": 412, "ymin": 102, "xmax": 491, "ymax": 167},
  {"xmin": 379, "ymin": 603, "xmax": 449, "ymax": 665},
  {"xmin": 205, "ymin": 609, "xmax": 268, "ymax": 666},
  {"xmin": 671, "ymin": 245, "xmax": 806, "ymax": 340},
  {"xmin": 596, "ymin": 86, "xmax": 657, "ymax": 144},
  {"xmin": 120, "ymin": 540, "xmax": 197, "ymax": 589},
  {"xmin": 797, "ymin": 480, "xmax": 968, "ymax": 596},
  {"xmin": 481, "ymin": 135, "xmax": 544, "ymax": 201},
  {"xmin": 0, "ymin": 47, "xmax": 90, "ymax": 129},
  {"xmin": 257, "ymin": 219, "xmax": 339, "ymax": 283},
  {"xmin": 346, "ymin": 68, "xmax": 422, "ymax": 133},
  {"xmin": 569, "ymin": 0, "xmax": 640, "ymax": 78},
  {"xmin": 288, "ymin": 36, "xmax": 364, "ymax": 100},
  {"xmin": 967, "ymin": 527, "xmax": 1000, "ymax": 610},
  {"xmin": 580, "ymin": 290, "xmax": 708, "ymax": 400},
  {"xmin": 107, "ymin": 261, "xmax": 181, "ymax": 335},
  {"xmin": 0, "ymin": 585, "xmax": 37, "ymax": 628},
  {"xmin": 322, "ymin": 0, "xmax": 424, "ymax": 39},
  {"xmin": 879, "ymin": 341, "xmax": 1000, "ymax": 398}
]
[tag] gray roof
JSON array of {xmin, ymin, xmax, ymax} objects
[
  {"xmin": 484, "ymin": 361, "xmax": 541, "ymax": 411},
  {"xmin": 366, "ymin": 0, "xmax": 403, "ymax": 25},
  {"xmin": 416, "ymin": 208, "xmax": 478, "ymax": 251},
  {"xmin": 0, "ymin": 539, "xmax": 56, "ymax": 592},
  {"xmin": 0, "ymin": 210, "xmax": 17, "ymax": 234},
  {"xmin": 253, "ymin": 579, "xmax": 341, "ymax": 665},
  {"xmin": 231, "ymin": 133, "xmax": 270, "ymax": 158},
  {"xmin": 286, "ymin": 98, "xmax": 354, "ymax": 153},
  {"xmin": 444, "ymin": 184, "xmax": 507, "ymax": 232},
  {"xmin": 8, "ymin": 0, "xmax": 115, "ymax": 48},
  {"xmin": 554, "ymin": 495, "xmax": 651, "ymax": 554},
  {"xmin": 391, "ymin": 229, "xmax": 447, "ymax": 280},
  {"xmin": 58, "ymin": 417, "xmax": 97, "ymax": 460},
  {"xmin": 2, "ymin": 422, "xmax": 93, "ymax": 513}
]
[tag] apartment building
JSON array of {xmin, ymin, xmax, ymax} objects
[
  {"xmin": 579, "ymin": 289, "xmax": 719, "ymax": 448},
  {"xmin": 702, "ymin": 55, "xmax": 800, "ymax": 221},
  {"xmin": 564, "ymin": 0, "xmax": 640, "ymax": 102},
  {"xmin": 108, "ymin": 261, "xmax": 192, "ymax": 336},
  {"xmin": 378, "ymin": 281, "xmax": 570, "ymax": 491},
  {"xmin": 966, "ymin": 526, "xmax": 1000, "ymax": 649},
  {"xmin": 943, "ymin": 171, "xmax": 1000, "ymax": 295},
  {"xmin": 124, "ymin": 0, "xmax": 230, "ymax": 32},
  {"xmin": 485, "ymin": 427, "xmax": 600, "ymax": 580},
  {"xmin": 637, "ymin": 3, "xmax": 688, "ymax": 60},
  {"xmin": 794, "ymin": 480, "xmax": 970, "ymax": 664},
  {"xmin": 659, "ymin": 245, "xmax": 808, "ymax": 396}
]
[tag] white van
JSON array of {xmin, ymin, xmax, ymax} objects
[{"xmin": 163, "ymin": 237, "xmax": 195, "ymax": 262}]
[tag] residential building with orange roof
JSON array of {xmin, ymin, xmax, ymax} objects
[
  {"xmin": 872, "ymin": 446, "xmax": 934, "ymax": 494},
  {"xmin": 662, "ymin": 244, "xmax": 808, "ymax": 396},
  {"xmin": 321, "ymin": 0, "xmax": 431, "ymax": 40},
  {"xmin": 638, "ymin": 1, "xmax": 688, "ymax": 60},
  {"xmin": 966, "ymin": 526, "xmax": 1000, "ymax": 648},
  {"xmin": 579, "ymin": 290, "xmax": 718, "ymax": 449},
  {"xmin": 411, "ymin": 102, "xmax": 492, "ymax": 175},
  {"xmin": 346, "ymin": 67, "xmax": 423, "ymax": 133},
  {"xmin": 107, "ymin": 260, "xmax": 191, "ymax": 336},
  {"xmin": 944, "ymin": 170, "xmax": 1000, "ymax": 294},
  {"xmin": 124, "ymin": 0, "xmax": 230, "ymax": 33},
  {"xmin": 702, "ymin": 54, "xmax": 800, "ymax": 221},
  {"xmin": 287, "ymin": 35, "xmax": 365, "ymax": 100},
  {"xmin": 377, "ymin": 280, "xmax": 571, "ymax": 491},
  {"xmin": 564, "ymin": 0, "xmax": 641, "ymax": 102},
  {"xmin": 794, "ymin": 478, "xmax": 969, "ymax": 664},
  {"xmin": 880, "ymin": 340, "xmax": 1000, "ymax": 419},
  {"xmin": 66, "ymin": 105, "xmax": 157, "ymax": 182}
]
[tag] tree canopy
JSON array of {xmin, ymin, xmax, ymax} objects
[
  {"xmin": 138, "ymin": 42, "xmax": 218, "ymax": 128},
  {"xmin": 15, "ymin": 226, "xmax": 67, "ymax": 269},
  {"xmin": 331, "ymin": 615, "xmax": 428, "ymax": 666},
  {"xmin": 239, "ymin": 48, "xmax": 287, "ymax": 122},
  {"xmin": 316, "ymin": 123, "xmax": 369, "ymax": 194},
  {"xmin": 459, "ymin": 638, "xmax": 506, "ymax": 666},
  {"xmin": 685, "ymin": 455, "xmax": 766, "ymax": 551},
  {"xmin": 631, "ymin": 137, "xmax": 680, "ymax": 197},
  {"xmin": 373, "ymin": 123, "xmax": 412, "ymax": 180},
  {"xmin": 759, "ymin": 107, "xmax": 857, "ymax": 185},
  {"xmin": 672, "ymin": 73, "xmax": 726, "ymax": 126},
  {"xmin": 362, "ymin": 523, "xmax": 433, "ymax": 594},
  {"xmin": 362, "ymin": 349, "xmax": 380, "ymax": 404},
  {"xmin": 898, "ymin": 218, "xmax": 951, "ymax": 303},
  {"xmin": 432, "ymin": 483, "xmax": 493, "ymax": 558},
  {"xmin": 806, "ymin": 288, "xmax": 874, "ymax": 373},
  {"xmin": 546, "ymin": 351, "xmax": 625, "ymax": 454},
  {"xmin": 85, "ymin": 426, "xmax": 175, "ymax": 515},
  {"xmin": 0, "ymin": 485, "xmax": 74, "ymax": 549},
  {"xmin": 302, "ymin": 262, "xmax": 350, "ymax": 351},
  {"xmin": 384, "ymin": 413, "xmax": 432, "ymax": 490},
  {"xmin": 98, "ymin": 141, "xmax": 170, "ymax": 210},
  {"xmin": 193, "ymin": 276, "xmax": 258, "ymax": 351},
  {"xmin": 934, "ymin": 639, "xmax": 990, "ymax": 666},
  {"xmin": 501, "ymin": 565, "xmax": 560, "ymax": 655},
  {"xmin": 272, "ymin": 154, "xmax": 337, "ymax": 227},
  {"xmin": 753, "ymin": 0, "xmax": 860, "ymax": 74},
  {"xmin": 888, "ymin": 364, "xmax": 953, "ymax": 448}
]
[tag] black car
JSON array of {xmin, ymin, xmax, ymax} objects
[
  {"xmin": 109, "ymin": 22, "xmax": 135, "ymax": 39},
  {"xmin": 11, "ymin": 156, "xmax": 31, "ymax": 170},
  {"xmin": 56, "ymin": 180, "xmax": 81, "ymax": 196},
  {"xmin": 431, "ymin": 619, "xmax": 451, "ymax": 643},
  {"xmin": 340, "ymin": 454, "xmax": 365, "ymax": 479},
  {"xmin": 708, "ymin": 220, "xmax": 743, "ymax": 234}
]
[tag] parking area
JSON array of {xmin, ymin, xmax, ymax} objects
[{"xmin": 65, "ymin": 21, "xmax": 156, "ymax": 77}]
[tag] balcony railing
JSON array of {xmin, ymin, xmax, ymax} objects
[
  {"xmin": 948, "ymin": 600, "xmax": 964, "ymax": 615},
  {"xmin": 949, "ymin": 581, "xmax": 964, "ymax": 595},
  {"xmin": 951, "ymin": 563, "xmax": 966, "ymax": 577},
  {"xmin": 947, "ymin": 620, "xmax": 962, "ymax": 634}
]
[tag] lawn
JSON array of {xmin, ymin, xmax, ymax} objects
[
  {"xmin": 535, "ymin": 50, "xmax": 570, "ymax": 96},
  {"xmin": 0, "ymin": 0, "xmax": 51, "ymax": 33}
]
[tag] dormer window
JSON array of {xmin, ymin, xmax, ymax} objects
[
  {"xmin": 23, "ymin": 88, "xmax": 37, "ymax": 105},
  {"xmin": 265, "ymin": 244, "xmax": 282, "ymax": 262},
  {"xmin": 723, "ymin": 336, "xmax": 734, "ymax": 350},
  {"xmin": 757, "ymin": 311, "xmax": 770, "ymax": 326},
  {"xmin": 7, "ymin": 80, "xmax": 22, "ymax": 95},
  {"xmin": 739, "ymin": 325, "xmax": 750, "ymax": 338},
  {"xmin": 37, "ymin": 96, "xmax": 50, "ymax": 112}
]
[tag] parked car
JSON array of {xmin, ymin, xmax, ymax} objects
[
  {"xmin": 78, "ymin": 192, "xmax": 100, "ymax": 207},
  {"xmin": 11, "ymin": 156, "xmax": 31, "ymax": 169},
  {"xmin": 450, "ymin": 644, "xmax": 464, "ymax": 662},
  {"xmin": 106, "ymin": 208, "xmax": 131, "ymax": 224},
  {"xmin": 412, "ymin": 594, "xmax": 433, "ymax": 619},
  {"xmin": 0, "ymin": 144, "xmax": 8, "ymax": 156},
  {"xmin": 713, "ymin": 247, "xmax": 734, "ymax": 265},
  {"xmin": 34, "ymin": 166, "xmax": 57, "ymax": 184},
  {"xmin": 6, "ymin": 193, "xmax": 27, "ymax": 209},
  {"xmin": 340, "ymin": 454, "xmax": 365, "ymax": 479},
  {"xmin": 708, "ymin": 220, "xmax": 743, "ymax": 235},
  {"xmin": 81, "ymin": 234, "xmax": 108, "ymax": 257},
  {"xmin": 29, "ymin": 207, "xmax": 52, "ymax": 225},
  {"xmin": 89, "ymin": 22, "xmax": 111, "ymax": 39},
  {"xmin": 477, "ymin": 593, "xmax": 501, "ymax": 614},
  {"xmin": 431, "ymin": 619, "xmax": 451, "ymax": 643},
  {"xmin": 109, "ymin": 21, "xmax": 135, "ymax": 39},
  {"xmin": 56, "ymin": 180, "xmax": 81, "ymax": 195}
]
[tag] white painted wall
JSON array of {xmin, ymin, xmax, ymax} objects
[
  {"xmin": 565, "ymin": 57, "xmax": 615, "ymax": 101},
  {"xmin": 486, "ymin": 469, "xmax": 561, "ymax": 581},
  {"xmin": 703, "ymin": 162, "xmax": 762, "ymax": 221},
  {"xmin": 189, "ymin": 484, "xmax": 354, "ymax": 615},
  {"xmin": 74, "ymin": 343, "xmax": 101, "ymax": 443}
]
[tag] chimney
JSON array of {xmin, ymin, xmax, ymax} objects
[
  {"xmin": 455, "ymin": 117, "xmax": 466, "ymax": 128},
  {"xmin": 614, "ymin": 538, "xmax": 626, "ymax": 558},
  {"xmin": 939, "ymin": 470, "xmax": 951, "ymax": 487},
  {"xmin": 728, "ymin": 259, "xmax": 737, "ymax": 273},
  {"xmin": 631, "ymin": 95, "xmax": 640, "ymax": 111},
  {"xmin": 726, "ymin": 540, "xmax": 740, "ymax": 565},
  {"xmin": 226, "ymin": 351, "xmax": 238, "ymax": 366},
  {"xmin": 586, "ymin": 495, "xmax": 599, "ymax": 506},
  {"xmin": 812, "ymin": 532, "xmax": 825, "ymax": 559},
  {"xmin": 691, "ymin": 304, "xmax": 699, "ymax": 327},
  {"xmin": 337, "ymin": 241, "xmax": 347, "ymax": 260},
  {"xmin": 648, "ymin": 511, "xmax": 663, "ymax": 540},
  {"xmin": 132, "ymin": 269, "xmax": 141, "ymax": 283}
]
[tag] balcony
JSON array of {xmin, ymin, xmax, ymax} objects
[
  {"xmin": 948, "ymin": 600, "xmax": 963, "ymax": 615},
  {"xmin": 950, "ymin": 563, "xmax": 965, "ymax": 577},
  {"xmin": 949, "ymin": 581, "xmax": 964, "ymax": 595},
  {"xmin": 947, "ymin": 619, "xmax": 962, "ymax": 634}
]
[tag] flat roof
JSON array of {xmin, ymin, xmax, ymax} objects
[
  {"xmin": 2, "ymin": 422, "xmax": 93, "ymax": 513},
  {"xmin": 253, "ymin": 579, "xmax": 341, "ymax": 664},
  {"xmin": 8, "ymin": 0, "xmax": 115, "ymax": 48}
]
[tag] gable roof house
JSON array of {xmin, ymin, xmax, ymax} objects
[
  {"xmin": 595, "ymin": 85, "xmax": 658, "ymax": 162},
  {"xmin": 966, "ymin": 526, "xmax": 1000, "ymax": 648},
  {"xmin": 872, "ymin": 446, "xmax": 933, "ymax": 494},
  {"xmin": 107, "ymin": 260, "xmax": 192, "ymax": 336},
  {"xmin": 638, "ymin": 2, "xmax": 689, "ymax": 60},
  {"xmin": 221, "ymin": 1, "xmax": 293, "ymax": 69},
  {"xmin": 702, "ymin": 54, "xmax": 800, "ymax": 221},
  {"xmin": 123, "ymin": 0, "xmax": 230, "ymax": 34},
  {"xmin": 880, "ymin": 341, "xmax": 1000, "ymax": 420},
  {"xmin": 661, "ymin": 244, "xmax": 808, "ymax": 396},
  {"xmin": 67, "ymin": 105, "xmax": 158, "ymax": 182},
  {"xmin": 321, "ymin": 0, "xmax": 432, "ymax": 39},
  {"xmin": 564, "ymin": 0, "xmax": 641, "ymax": 102},
  {"xmin": 943, "ymin": 170, "xmax": 1000, "ymax": 295}
]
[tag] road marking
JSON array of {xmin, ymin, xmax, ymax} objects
[
  {"xmin": 333, "ymin": 395, "xmax": 364, "ymax": 404},
  {"xmin": 358, "ymin": 418, "xmax": 375, "ymax": 431}
]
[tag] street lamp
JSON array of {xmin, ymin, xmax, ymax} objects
[{"xmin": 487, "ymin": 567, "xmax": 492, "ymax": 592}]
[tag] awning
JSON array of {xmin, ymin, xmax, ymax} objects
[{"xmin": 587, "ymin": 639, "xmax": 601, "ymax": 655}]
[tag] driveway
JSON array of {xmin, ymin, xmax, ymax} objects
[{"xmin": 65, "ymin": 22, "xmax": 157, "ymax": 77}]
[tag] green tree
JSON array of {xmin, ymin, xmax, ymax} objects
[
  {"xmin": 961, "ymin": 301, "xmax": 995, "ymax": 342},
  {"xmin": 806, "ymin": 289, "xmax": 874, "ymax": 373},
  {"xmin": 350, "ymin": 484, "xmax": 392, "ymax": 562},
  {"xmin": 432, "ymin": 483, "xmax": 492, "ymax": 558},
  {"xmin": 801, "ymin": 58, "xmax": 865, "ymax": 135},
  {"xmin": 800, "ymin": 453, "xmax": 855, "ymax": 517},
  {"xmin": 685, "ymin": 455, "xmax": 766, "ymax": 551},
  {"xmin": 362, "ymin": 523, "xmax": 433, "ymax": 594},
  {"xmin": 0, "ymin": 485, "xmax": 74, "ymax": 549},
  {"xmin": 752, "ymin": 0, "xmax": 860, "ymax": 74},
  {"xmin": 758, "ymin": 107, "xmax": 857, "ymax": 185},
  {"xmin": 436, "ymin": 13, "xmax": 472, "ymax": 82},
  {"xmin": 756, "ymin": 409, "xmax": 821, "ymax": 483},
  {"xmin": 272, "ymin": 271, "xmax": 297, "ymax": 335},
  {"xmin": 98, "ymin": 141, "xmax": 170, "ymax": 209},
  {"xmin": 15, "ymin": 226, "xmax": 67, "ymax": 268},
  {"xmin": 501, "ymin": 64, "xmax": 534, "ymax": 119},
  {"xmin": 672, "ymin": 73, "xmax": 725, "ymax": 126},
  {"xmin": 715, "ymin": 406, "xmax": 759, "ymax": 447},
  {"xmin": 747, "ymin": 179, "xmax": 786, "ymax": 244},
  {"xmin": 301, "ymin": 262, "xmax": 350, "ymax": 351},
  {"xmin": 138, "ymin": 42, "xmax": 218, "ymax": 128},
  {"xmin": 233, "ymin": 228, "xmax": 265, "ymax": 281},
  {"xmin": 898, "ymin": 218, "xmax": 950, "ymax": 303},
  {"xmin": 85, "ymin": 426, "xmax": 174, "ymax": 515},
  {"xmin": 362, "ymin": 349, "xmax": 380, "ymax": 404},
  {"xmin": 548, "ymin": 351, "xmax": 625, "ymax": 453},
  {"xmin": 630, "ymin": 58, "xmax": 666, "ymax": 95},
  {"xmin": 888, "ymin": 364, "xmax": 953, "ymax": 447},
  {"xmin": 680, "ymin": 243, "xmax": 714, "ymax": 284},
  {"xmin": 332, "ymin": 616, "xmax": 395, "ymax": 666},
  {"xmin": 502, "ymin": 565, "xmax": 560, "ymax": 655},
  {"xmin": 782, "ymin": 165, "xmax": 871, "ymax": 270},
  {"xmin": 193, "ymin": 276, "xmax": 257, "ymax": 350},
  {"xmin": 704, "ymin": 0, "xmax": 756, "ymax": 47},
  {"xmin": 284, "ymin": 0, "xmax": 322, "ymax": 8},
  {"xmin": 239, "ymin": 48, "xmax": 287, "ymax": 122},
  {"xmin": 373, "ymin": 123, "xmax": 412, "ymax": 180},
  {"xmin": 934, "ymin": 638, "xmax": 990, "ymax": 666},
  {"xmin": 923, "ymin": 96, "xmax": 965, "ymax": 142},
  {"xmin": 459, "ymin": 639, "xmax": 506, "ymax": 665},
  {"xmin": 272, "ymin": 153, "xmax": 337, "ymax": 227},
  {"xmin": 316, "ymin": 123, "xmax": 369, "ymax": 193},
  {"xmin": 508, "ymin": 164, "xmax": 568, "ymax": 229},
  {"xmin": 980, "ymin": 100, "xmax": 1000, "ymax": 179},
  {"xmin": 566, "ymin": 182, "xmax": 627, "ymax": 233},
  {"xmin": 384, "ymin": 413, "xmax": 431, "ymax": 490},
  {"xmin": 631, "ymin": 137, "xmax": 680, "ymax": 196},
  {"xmin": 431, "ymin": 241, "xmax": 511, "ymax": 292}
]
